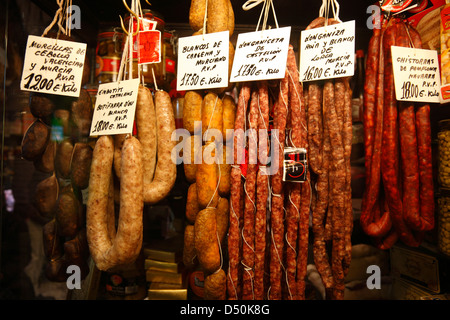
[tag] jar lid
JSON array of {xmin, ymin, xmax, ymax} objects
[
  {"xmin": 439, "ymin": 119, "xmax": 450, "ymax": 131},
  {"xmin": 439, "ymin": 187, "xmax": 450, "ymax": 197}
]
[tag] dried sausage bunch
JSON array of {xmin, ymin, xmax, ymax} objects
[
  {"xmin": 182, "ymin": 89, "xmax": 235, "ymax": 300},
  {"xmin": 303, "ymin": 17, "xmax": 353, "ymax": 300},
  {"xmin": 22, "ymin": 86, "xmax": 93, "ymax": 282},
  {"xmin": 225, "ymin": 44, "xmax": 311, "ymax": 300},
  {"xmin": 181, "ymin": 0, "xmax": 236, "ymax": 300},
  {"xmin": 86, "ymin": 87, "xmax": 176, "ymax": 271},
  {"xmin": 360, "ymin": 17, "xmax": 435, "ymax": 250}
]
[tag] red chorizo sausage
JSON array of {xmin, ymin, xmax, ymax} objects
[
  {"xmin": 269, "ymin": 69, "xmax": 289, "ymax": 300},
  {"xmin": 382, "ymin": 19, "xmax": 421, "ymax": 246},
  {"xmin": 254, "ymin": 81, "xmax": 269, "ymax": 300},
  {"xmin": 228, "ymin": 83, "xmax": 251, "ymax": 300},
  {"xmin": 242, "ymin": 89, "xmax": 259, "ymax": 300},
  {"xmin": 407, "ymin": 24, "xmax": 435, "ymax": 232}
]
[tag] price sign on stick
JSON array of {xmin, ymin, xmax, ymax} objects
[
  {"xmin": 230, "ymin": 26, "xmax": 291, "ymax": 82},
  {"xmin": 299, "ymin": 20, "xmax": 355, "ymax": 82},
  {"xmin": 90, "ymin": 79, "xmax": 139, "ymax": 136},
  {"xmin": 20, "ymin": 35, "xmax": 87, "ymax": 97},
  {"xmin": 391, "ymin": 46, "xmax": 441, "ymax": 103},
  {"xmin": 177, "ymin": 31, "xmax": 230, "ymax": 91}
]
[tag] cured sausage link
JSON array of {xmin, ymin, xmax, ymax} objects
[
  {"xmin": 342, "ymin": 77, "xmax": 353, "ymax": 277},
  {"xmin": 382, "ymin": 20, "xmax": 422, "ymax": 246},
  {"xmin": 242, "ymin": 89, "xmax": 259, "ymax": 300},
  {"xmin": 361, "ymin": 27, "xmax": 381, "ymax": 233},
  {"xmin": 361, "ymin": 20, "xmax": 393, "ymax": 238},
  {"xmin": 254, "ymin": 81, "xmax": 269, "ymax": 300},
  {"xmin": 415, "ymin": 103, "xmax": 435, "ymax": 231},
  {"xmin": 285, "ymin": 45, "xmax": 302, "ymax": 300},
  {"xmin": 381, "ymin": 19, "xmax": 404, "ymax": 242},
  {"xmin": 228, "ymin": 83, "xmax": 251, "ymax": 300},
  {"xmin": 407, "ymin": 25, "xmax": 435, "ymax": 232},
  {"xmin": 143, "ymin": 90, "xmax": 177, "ymax": 205},
  {"xmin": 270, "ymin": 69, "xmax": 289, "ymax": 300},
  {"xmin": 398, "ymin": 100, "xmax": 421, "ymax": 228},
  {"xmin": 87, "ymin": 135, "xmax": 144, "ymax": 271},
  {"xmin": 87, "ymin": 135, "xmax": 115, "ymax": 269},
  {"xmin": 324, "ymin": 79, "xmax": 346, "ymax": 300}
]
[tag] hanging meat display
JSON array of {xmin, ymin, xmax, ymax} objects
[{"xmin": 360, "ymin": 14, "xmax": 435, "ymax": 250}]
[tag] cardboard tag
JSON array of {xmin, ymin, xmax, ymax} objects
[
  {"xmin": 128, "ymin": 18, "xmax": 157, "ymax": 60},
  {"xmin": 177, "ymin": 31, "xmax": 229, "ymax": 91},
  {"xmin": 230, "ymin": 27, "xmax": 291, "ymax": 82},
  {"xmin": 299, "ymin": 21, "xmax": 355, "ymax": 82},
  {"xmin": 283, "ymin": 147, "xmax": 307, "ymax": 183},
  {"xmin": 89, "ymin": 78, "xmax": 139, "ymax": 136},
  {"xmin": 138, "ymin": 30, "xmax": 161, "ymax": 64},
  {"xmin": 391, "ymin": 46, "xmax": 440, "ymax": 103},
  {"xmin": 20, "ymin": 35, "xmax": 86, "ymax": 97}
]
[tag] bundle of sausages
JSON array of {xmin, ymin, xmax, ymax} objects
[
  {"xmin": 302, "ymin": 17, "xmax": 353, "ymax": 300},
  {"xmin": 225, "ymin": 43, "xmax": 312, "ymax": 300},
  {"xmin": 182, "ymin": 90, "xmax": 235, "ymax": 300},
  {"xmin": 181, "ymin": 0, "xmax": 236, "ymax": 300},
  {"xmin": 86, "ymin": 87, "xmax": 176, "ymax": 271},
  {"xmin": 360, "ymin": 17, "xmax": 435, "ymax": 250},
  {"xmin": 23, "ymin": 87, "xmax": 93, "ymax": 282}
]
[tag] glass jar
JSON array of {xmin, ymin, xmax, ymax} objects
[
  {"xmin": 95, "ymin": 27, "xmax": 123, "ymax": 84},
  {"xmin": 104, "ymin": 250, "xmax": 147, "ymax": 300},
  {"xmin": 438, "ymin": 119, "xmax": 450, "ymax": 188},
  {"xmin": 437, "ymin": 188, "xmax": 450, "ymax": 257},
  {"xmin": 163, "ymin": 31, "xmax": 177, "ymax": 90}
]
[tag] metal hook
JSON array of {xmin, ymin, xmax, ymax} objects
[{"xmin": 120, "ymin": 0, "xmax": 140, "ymax": 36}]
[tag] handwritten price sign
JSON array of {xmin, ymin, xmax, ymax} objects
[
  {"xmin": 230, "ymin": 27, "xmax": 291, "ymax": 82},
  {"xmin": 299, "ymin": 21, "xmax": 355, "ymax": 82},
  {"xmin": 391, "ymin": 46, "xmax": 440, "ymax": 103},
  {"xmin": 89, "ymin": 79, "xmax": 139, "ymax": 136},
  {"xmin": 20, "ymin": 35, "xmax": 87, "ymax": 97},
  {"xmin": 177, "ymin": 31, "xmax": 229, "ymax": 91}
]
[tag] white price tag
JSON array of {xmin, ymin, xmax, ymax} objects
[
  {"xmin": 391, "ymin": 46, "xmax": 440, "ymax": 103},
  {"xmin": 20, "ymin": 35, "xmax": 86, "ymax": 97},
  {"xmin": 230, "ymin": 27, "xmax": 291, "ymax": 82},
  {"xmin": 89, "ymin": 79, "xmax": 139, "ymax": 136},
  {"xmin": 299, "ymin": 20, "xmax": 355, "ymax": 82},
  {"xmin": 177, "ymin": 31, "xmax": 229, "ymax": 91}
]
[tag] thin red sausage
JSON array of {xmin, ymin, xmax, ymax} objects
[
  {"xmin": 399, "ymin": 100, "xmax": 421, "ymax": 228},
  {"xmin": 361, "ymin": 19, "xmax": 393, "ymax": 238},
  {"xmin": 242, "ymin": 89, "xmax": 259, "ymax": 300},
  {"xmin": 228, "ymin": 83, "xmax": 251, "ymax": 300},
  {"xmin": 285, "ymin": 45, "xmax": 302, "ymax": 300},
  {"xmin": 382, "ymin": 20, "xmax": 421, "ymax": 246},
  {"xmin": 254, "ymin": 81, "xmax": 269, "ymax": 300},
  {"xmin": 407, "ymin": 25, "xmax": 435, "ymax": 232},
  {"xmin": 269, "ymin": 69, "xmax": 289, "ymax": 300}
]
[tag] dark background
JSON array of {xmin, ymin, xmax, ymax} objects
[{"xmin": 29, "ymin": 0, "xmax": 376, "ymax": 49}]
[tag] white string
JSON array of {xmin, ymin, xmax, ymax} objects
[
  {"xmin": 151, "ymin": 67, "xmax": 159, "ymax": 90},
  {"xmin": 240, "ymin": 257, "xmax": 255, "ymax": 300},
  {"xmin": 270, "ymin": 228, "xmax": 287, "ymax": 294},
  {"xmin": 205, "ymin": 96, "xmax": 219, "ymax": 139},
  {"xmin": 203, "ymin": 0, "xmax": 208, "ymax": 39},
  {"xmin": 228, "ymin": 195, "xmax": 240, "ymax": 300},
  {"xmin": 287, "ymin": 69, "xmax": 308, "ymax": 134},
  {"xmin": 206, "ymin": 156, "xmax": 221, "ymax": 209},
  {"xmin": 213, "ymin": 231, "xmax": 224, "ymax": 274},
  {"xmin": 242, "ymin": 0, "xmax": 279, "ymax": 32},
  {"xmin": 319, "ymin": 0, "xmax": 341, "ymax": 24},
  {"xmin": 41, "ymin": 0, "xmax": 65, "ymax": 37}
]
